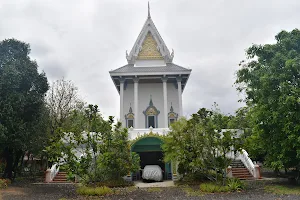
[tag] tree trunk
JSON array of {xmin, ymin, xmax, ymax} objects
[
  {"xmin": 12, "ymin": 150, "xmax": 23, "ymax": 180},
  {"xmin": 2, "ymin": 147, "xmax": 14, "ymax": 180}
]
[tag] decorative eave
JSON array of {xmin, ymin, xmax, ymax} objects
[{"xmin": 126, "ymin": 6, "xmax": 174, "ymax": 64}]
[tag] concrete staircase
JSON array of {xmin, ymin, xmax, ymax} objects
[
  {"xmin": 231, "ymin": 160, "xmax": 253, "ymax": 180},
  {"xmin": 52, "ymin": 171, "xmax": 69, "ymax": 183}
]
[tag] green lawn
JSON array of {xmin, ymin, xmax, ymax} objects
[{"xmin": 265, "ymin": 184, "xmax": 300, "ymax": 195}]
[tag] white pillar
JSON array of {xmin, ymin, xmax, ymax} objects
[
  {"xmin": 119, "ymin": 78, "xmax": 125, "ymax": 126},
  {"xmin": 177, "ymin": 76, "xmax": 183, "ymax": 117},
  {"xmin": 133, "ymin": 77, "xmax": 139, "ymax": 129},
  {"xmin": 162, "ymin": 77, "xmax": 168, "ymax": 128}
]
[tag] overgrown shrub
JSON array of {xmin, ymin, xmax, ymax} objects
[
  {"xmin": 47, "ymin": 105, "xmax": 140, "ymax": 184},
  {"xmin": 227, "ymin": 178, "xmax": 244, "ymax": 191},
  {"xmin": 76, "ymin": 186, "xmax": 113, "ymax": 196},
  {"xmin": 0, "ymin": 179, "xmax": 11, "ymax": 189},
  {"xmin": 200, "ymin": 182, "xmax": 230, "ymax": 193}
]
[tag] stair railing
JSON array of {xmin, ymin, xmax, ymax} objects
[
  {"xmin": 236, "ymin": 149, "xmax": 256, "ymax": 177},
  {"xmin": 49, "ymin": 163, "xmax": 60, "ymax": 181}
]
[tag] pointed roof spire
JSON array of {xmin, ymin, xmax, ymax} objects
[
  {"xmin": 170, "ymin": 102, "xmax": 174, "ymax": 112},
  {"xmin": 148, "ymin": 1, "xmax": 151, "ymax": 18},
  {"xmin": 149, "ymin": 95, "xmax": 153, "ymax": 106}
]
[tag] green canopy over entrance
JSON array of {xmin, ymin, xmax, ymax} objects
[{"xmin": 131, "ymin": 137, "xmax": 163, "ymax": 152}]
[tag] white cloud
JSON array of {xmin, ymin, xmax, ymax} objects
[{"xmin": 1, "ymin": 0, "xmax": 300, "ymax": 119}]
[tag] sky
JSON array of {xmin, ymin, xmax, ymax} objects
[{"xmin": 1, "ymin": 0, "xmax": 300, "ymax": 119}]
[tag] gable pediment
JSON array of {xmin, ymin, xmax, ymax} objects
[
  {"xmin": 137, "ymin": 32, "xmax": 163, "ymax": 60},
  {"xmin": 126, "ymin": 14, "xmax": 174, "ymax": 64}
]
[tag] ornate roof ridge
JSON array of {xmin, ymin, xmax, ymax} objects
[{"xmin": 126, "ymin": 3, "xmax": 174, "ymax": 64}]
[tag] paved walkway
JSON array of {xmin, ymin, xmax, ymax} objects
[{"xmin": 134, "ymin": 180, "xmax": 174, "ymax": 188}]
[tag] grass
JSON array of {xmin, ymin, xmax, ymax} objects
[
  {"xmin": 180, "ymin": 179, "xmax": 245, "ymax": 196},
  {"xmin": 76, "ymin": 186, "xmax": 113, "ymax": 196},
  {"xmin": 265, "ymin": 184, "xmax": 300, "ymax": 195},
  {"xmin": 147, "ymin": 187, "xmax": 162, "ymax": 192},
  {"xmin": 182, "ymin": 186, "xmax": 204, "ymax": 197},
  {"xmin": 95, "ymin": 179, "xmax": 134, "ymax": 188},
  {"xmin": 200, "ymin": 182, "xmax": 230, "ymax": 193}
]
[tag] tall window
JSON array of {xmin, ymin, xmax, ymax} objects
[
  {"xmin": 143, "ymin": 96, "xmax": 160, "ymax": 128},
  {"xmin": 125, "ymin": 105, "xmax": 134, "ymax": 128},
  {"xmin": 148, "ymin": 116, "xmax": 155, "ymax": 128},
  {"xmin": 127, "ymin": 119, "xmax": 134, "ymax": 128}
]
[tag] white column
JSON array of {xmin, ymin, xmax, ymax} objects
[
  {"xmin": 162, "ymin": 77, "xmax": 168, "ymax": 128},
  {"xmin": 133, "ymin": 77, "xmax": 139, "ymax": 129},
  {"xmin": 119, "ymin": 78, "xmax": 125, "ymax": 126},
  {"xmin": 177, "ymin": 76, "xmax": 183, "ymax": 117}
]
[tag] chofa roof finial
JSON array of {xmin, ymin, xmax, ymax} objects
[{"xmin": 148, "ymin": 1, "xmax": 151, "ymax": 18}]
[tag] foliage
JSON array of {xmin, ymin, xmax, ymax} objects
[
  {"xmin": 265, "ymin": 184, "xmax": 300, "ymax": 195},
  {"xmin": 199, "ymin": 182, "xmax": 230, "ymax": 193},
  {"xmin": 163, "ymin": 106, "xmax": 242, "ymax": 183},
  {"xmin": 130, "ymin": 132, "xmax": 165, "ymax": 146},
  {"xmin": 95, "ymin": 179, "xmax": 134, "ymax": 188},
  {"xmin": 44, "ymin": 78, "xmax": 84, "ymax": 169},
  {"xmin": 236, "ymin": 29, "xmax": 300, "ymax": 182},
  {"xmin": 226, "ymin": 178, "xmax": 244, "ymax": 191},
  {"xmin": 182, "ymin": 186, "xmax": 204, "ymax": 197},
  {"xmin": 0, "ymin": 178, "xmax": 11, "ymax": 188},
  {"xmin": 46, "ymin": 104, "xmax": 140, "ymax": 184},
  {"xmin": 46, "ymin": 78, "xmax": 84, "ymax": 135},
  {"xmin": 147, "ymin": 187, "xmax": 162, "ymax": 192},
  {"xmin": 76, "ymin": 186, "xmax": 113, "ymax": 196},
  {"xmin": 0, "ymin": 38, "xmax": 49, "ymax": 179}
]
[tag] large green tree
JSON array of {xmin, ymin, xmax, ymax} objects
[
  {"xmin": 0, "ymin": 39, "xmax": 49, "ymax": 179},
  {"xmin": 236, "ymin": 29, "xmax": 300, "ymax": 182},
  {"xmin": 163, "ymin": 107, "xmax": 241, "ymax": 183}
]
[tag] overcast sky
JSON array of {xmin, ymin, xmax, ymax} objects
[{"xmin": 1, "ymin": 0, "xmax": 300, "ymax": 119}]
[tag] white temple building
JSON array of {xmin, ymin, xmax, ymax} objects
[{"xmin": 109, "ymin": 4, "xmax": 191, "ymax": 140}]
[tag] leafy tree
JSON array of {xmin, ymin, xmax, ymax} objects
[
  {"xmin": 46, "ymin": 105, "xmax": 139, "ymax": 183},
  {"xmin": 44, "ymin": 78, "xmax": 84, "ymax": 168},
  {"xmin": 0, "ymin": 39, "xmax": 49, "ymax": 179},
  {"xmin": 163, "ymin": 107, "xmax": 241, "ymax": 183},
  {"xmin": 236, "ymin": 29, "xmax": 300, "ymax": 183},
  {"xmin": 46, "ymin": 78, "xmax": 84, "ymax": 135}
]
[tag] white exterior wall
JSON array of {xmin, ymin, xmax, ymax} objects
[
  {"xmin": 135, "ymin": 60, "xmax": 166, "ymax": 67},
  {"xmin": 123, "ymin": 82, "xmax": 179, "ymax": 129}
]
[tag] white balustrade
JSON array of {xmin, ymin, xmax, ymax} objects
[
  {"xmin": 49, "ymin": 163, "xmax": 60, "ymax": 181},
  {"xmin": 236, "ymin": 149, "xmax": 257, "ymax": 178}
]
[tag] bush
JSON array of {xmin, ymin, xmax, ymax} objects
[
  {"xmin": 95, "ymin": 179, "xmax": 134, "ymax": 188},
  {"xmin": 0, "ymin": 179, "xmax": 11, "ymax": 189},
  {"xmin": 76, "ymin": 186, "xmax": 113, "ymax": 196},
  {"xmin": 227, "ymin": 178, "xmax": 244, "ymax": 191},
  {"xmin": 200, "ymin": 182, "xmax": 230, "ymax": 193}
]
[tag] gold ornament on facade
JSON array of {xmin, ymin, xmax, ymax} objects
[
  {"xmin": 127, "ymin": 114, "xmax": 134, "ymax": 119},
  {"xmin": 146, "ymin": 107, "xmax": 157, "ymax": 115},
  {"xmin": 169, "ymin": 113, "xmax": 176, "ymax": 118},
  {"xmin": 137, "ymin": 32, "xmax": 163, "ymax": 60}
]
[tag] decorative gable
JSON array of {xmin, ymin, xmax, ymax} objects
[
  {"xmin": 126, "ymin": 6, "xmax": 174, "ymax": 64},
  {"xmin": 137, "ymin": 32, "xmax": 163, "ymax": 60}
]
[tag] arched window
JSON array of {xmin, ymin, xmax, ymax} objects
[
  {"xmin": 168, "ymin": 103, "xmax": 178, "ymax": 127},
  {"xmin": 125, "ymin": 105, "xmax": 134, "ymax": 128},
  {"xmin": 143, "ymin": 96, "xmax": 160, "ymax": 128}
]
